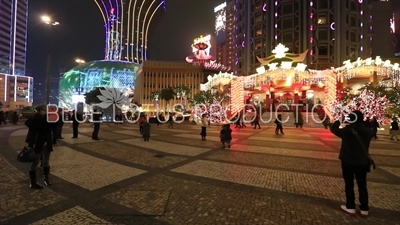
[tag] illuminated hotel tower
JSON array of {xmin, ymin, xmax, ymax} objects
[
  {"xmin": 229, "ymin": 0, "xmax": 395, "ymax": 75},
  {"xmin": 94, "ymin": 0, "xmax": 166, "ymax": 63},
  {"xmin": 0, "ymin": 0, "xmax": 28, "ymax": 76}
]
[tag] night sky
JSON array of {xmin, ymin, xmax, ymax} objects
[{"xmin": 26, "ymin": 0, "xmax": 223, "ymax": 82}]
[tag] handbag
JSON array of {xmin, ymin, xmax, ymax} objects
[
  {"xmin": 17, "ymin": 146, "xmax": 36, "ymax": 163},
  {"xmin": 351, "ymin": 128, "xmax": 376, "ymax": 172}
]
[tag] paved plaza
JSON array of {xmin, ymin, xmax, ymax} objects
[{"xmin": 0, "ymin": 122, "xmax": 399, "ymax": 225}]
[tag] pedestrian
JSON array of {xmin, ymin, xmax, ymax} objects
[
  {"xmin": 370, "ymin": 117, "xmax": 379, "ymax": 139},
  {"xmin": 142, "ymin": 121, "xmax": 151, "ymax": 141},
  {"xmin": 274, "ymin": 114, "xmax": 284, "ymax": 134},
  {"xmin": 253, "ymin": 113, "xmax": 261, "ymax": 129},
  {"xmin": 92, "ymin": 109, "xmax": 102, "ymax": 140},
  {"xmin": 167, "ymin": 114, "xmax": 174, "ymax": 128},
  {"xmin": 200, "ymin": 114, "xmax": 207, "ymax": 140},
  {"xmin": 330, "ymin": 110, "xmax": 373, "ymax": 217},
  {"xmin": 390, "ymin": 118, "xmax": 399, "ymax": 141},
  {"xmin": 220, "ymin": 124, "xmax": 232, "ymax": 148},
  {"xmin": 71, "ymin": 110, "xmax": 81, "ymax": 138},
  {"xmin": 0, "ymin": 111, "xmax": 6, "ymax": 125},
  {"xmin": 139, "ymin": 114, "xmax": 146, "ymax": 134},
  {"xmin": 12, "ymin": 111, "xmax": 19, "ymax": 124},
  {"xmin": 25, "ymin": 105, "xmax": 58, "ymax": 189}
]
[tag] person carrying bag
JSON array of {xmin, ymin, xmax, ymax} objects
[{"xmin": 330, "ymin": 110, "xmax": 374, "ymax": 217}]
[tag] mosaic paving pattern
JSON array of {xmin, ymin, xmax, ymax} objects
[
  {"xmin": 30, "ymin": 206, "xmax": 109, "ymax": 225},
  {"xmin": 119, "ymin": 138, "xmax": 211, "ymax": 156},
  {"xmin": 0, "ymin": 123, "xmax": 399, "ymax": 225},
  {"xmin": 51, "ymin": 146, "xmax": 146, "ymax": 190},
  {"xmin": 171, "ymin": 160, "xmax": 400, "ymax": 211}
]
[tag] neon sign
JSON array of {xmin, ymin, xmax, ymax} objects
[{"xmin": 215, "ymin": 2, "xmax": 226, "ymax": 35}]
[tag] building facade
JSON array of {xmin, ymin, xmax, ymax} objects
[
  {"xmin": 134, "ymin": 61, "xmax": 205, "ymax": 111},
  {"xmin": 0, "ymin": 0, "xmax": 28, "ymax": 76},
  {"xmin": 0, "ymin": 73, "xmax": 33, "ymax": 110},
  {"xmin": 94, "ymin": 0, "xmax": 166, "ymax": 63},
  {"xmin": 229, "ymin": 0, "xmax": 395, "ymax": 75},
  {"xmin": 215, "ymin": 1, "xmax": 235, "ymax": 69}
]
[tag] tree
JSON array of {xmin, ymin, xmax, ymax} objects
[
  {"xmin": 84, "ymin": 87, "xmax": 103, "ymax": 105},
  {"xmin": 150, "ymin": 91, "xmax": 161, "ymax": 101},
  {"xmin": 174, "ymin": 85, "xmax": 191, "ymax": 98},
  {"xmin": 159, "ymin": 87, "xmax": 176, "ymax": 108},
  {"xmin": 188, "ymin": 90, "xmax": 214, "ymax": 106}
]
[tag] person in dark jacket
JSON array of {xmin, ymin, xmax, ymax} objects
[
  {"xmin": 25, "ymin": 105, "xmax": 58, "ymax": 189},
  {"xmin": 142, "ymin": 121, "xmax": 151, "ymax": 141},
  {"xmin": 330, "ymin": 110, "xmax": 373, "ymax": 217},
  {"xmin": 92, "ymin": 109, "xmax": 102, "ymax": 140},
  {"xmin": 220, "ymin": 124, "xmax": 232, "ymax": 148},
  {"xmin": 53, "ymin": 108, "xmax": 64, "ymax": 144},
  {"xmin": 390, "ymin": 118, "xmax": 399, "ymax": 141},
  {"xmin": 370, "ymin": 117, "xmax": 379, "ymax": 139},
  {"xmin": 71, "ymin": 110, "xmax": 82, "ymax": 138}
]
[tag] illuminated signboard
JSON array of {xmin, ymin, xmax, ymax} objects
[
  {"xmin": 214, "ymin": 2, "xmax": 226, "ymax": 36},
  {"xmin": 192, "ymin": 35, "xmax": 212, "ymax": 56},
  {"xmin": 59, "ymin": 60, "xmax": 139, "ymax": 108}
]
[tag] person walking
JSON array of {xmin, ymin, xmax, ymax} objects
[
  {"xmin": 253, "ymin": 113, "xmax": 261, "ymax": 129},
  {"xmin": 167, "ymin": 114, "xmax": 174, "ymax": 128},
  {"xmin": 370, "ymin": 117, "xmax": 379, "ymax": 139},
  {"xmin": 92, "ymin": 109, "xmax": 102, "ymax": 140},
  {"xmin": 200, "ymin": 114, "xmax": 207, "ymax": 140},
  {"xmin": 390, "ymin": 118, "xmax": 399, "ymax": 141},
  {"xmin": 142, "ymin": 121, "xmax": 151, "ymax": 141},
  {"xmin": 330, "ymin": 110, "xmax": 373, "ymax": 217},
  {"xmin": 25, "ymin": 105, "xmax": 58, "ymax": 189},
  {"xmin": 274, "ymin": 114, "xmax": 284, "ymax": 134},
  {"xmin": 0, "ymin": 111, "xmax": 6, "ymax": 125},
  {"xmin": 71, "ymin": 110, "xmax": 81, "ymax": 138}
]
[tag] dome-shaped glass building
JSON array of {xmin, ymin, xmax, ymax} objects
[{"xmin": 59, "ymin": 60, "xmax": 139, "ymax": 108}]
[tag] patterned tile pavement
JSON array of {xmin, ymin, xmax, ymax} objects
[{"xmin": 0, "ymin": 122, "xmax": 399, "ymax": 225}]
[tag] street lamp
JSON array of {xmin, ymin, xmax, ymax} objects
[
  {"xmin": 42, "ymin": 15, "xmax": 59, "ymax": 104},
  {"xmin": 75, "ymin": 59, "xmax": 85, "ymax": 97}
]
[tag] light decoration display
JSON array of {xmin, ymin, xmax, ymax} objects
[
  {"xmin": 186, "ymin": 35, "xmax": 231, "ymax": 72},
  {"xmin": 309, "ymin": 0, "xmax": 315, "ymax": 64},
  {"xmin": 93, "ymin": 0, "xmax": 166, "ymax": 63},
  {"xmin": 330, "ymin": 89, "xmax": 389, "ymax": 124},
  {"xmin": 203, "ymin": 62, "xmax": 231, "ymax": 72},
  {"xmin": 321, "ymin": 70, "xmax": 338, "ymax": 119},
  {"xmin": 214, "ymin": 2, "xmax": 226, "ymax": 35},
  {"xmin": 200, "ymin": 72, "xmax": 236, "ymax": 91},
  {"xmin": 337, "ymin": 57, "xmax": 400, "ymax": 85},
  {"xmin": 272, "ymin": 43, "xmax": 289, "ymax": 58},
  {"xmin": 186, "ymin": 35, "xmax": 214, "ymax": 63},
  {"xmin": 390, "ymin": 14, "xmax": 395, "ymax": 33},
  {"xmin": 192, "ymin": 97, "xmax": 228, "ymax": 124},
  {"xmin": 59, "ymin": 60, "xmax": 139, "ymax": 108},
  {"xmin": 230, "ymin": 77, "xmax": 245, "ymax": 116}
]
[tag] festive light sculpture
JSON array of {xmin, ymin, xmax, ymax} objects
[
  {"xmin": 94, "ymin": 0, "xmax": 166, "ymax": 63},
  {"xmin": 330, "ymin": 89, "xmax": 389, "ymax": 124}
]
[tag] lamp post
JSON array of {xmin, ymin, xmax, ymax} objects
[
  {"xmin": 42, "ymin": 15, "xmax": 59, "ymax": 104},
  {"xmin": 75, "ymin": 59, "xmax": 85, "ymax": 98}
]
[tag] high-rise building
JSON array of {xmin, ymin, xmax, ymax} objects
[
  {"xmin": 215, "ymin": 2, "xmax": 235, "ymax": 69},
  {"xmin": 94, "ymin": 0, "xmax": 166, "ymax": 63},
  {"xmin": 0, "ymin": 0, "xmax": 33, "ymax": 110},
  {"xmin": 229, "ymin": 0, "xmax": 395, "ymax": 75},
  {"xmin": 0, "ymin": 0, "xmax": 28, "ymax": 76}
]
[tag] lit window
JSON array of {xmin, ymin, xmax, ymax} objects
[{"xmin": 317, "ymin": 17, "xmax": 327, "ymax": 24}]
